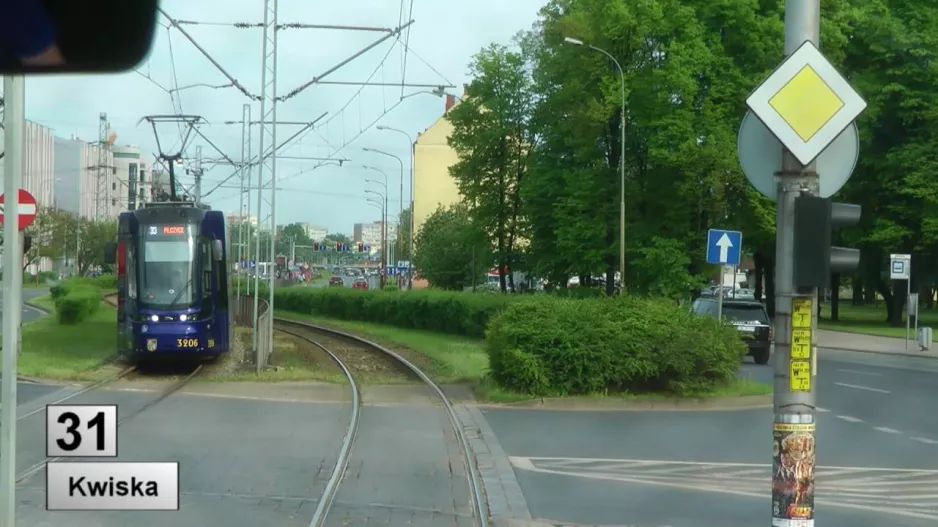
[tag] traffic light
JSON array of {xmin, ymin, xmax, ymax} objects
[
  {"xmin": 336, "ymin": 242, "xmax": 343, "ymax": 252},
  {"xmin": 357, "ymin": 242, "xmax": 364, "ymax": 252},
  {"xmin": 313, "ymin": 242, "xmax": 319, "ymax": 252},
  {"xmin": 793, "ymin": 196, "xmax": 861, "ymax": 288}
]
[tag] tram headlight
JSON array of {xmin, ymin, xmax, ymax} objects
[
  {"xmin": 179, "ymin": 314, "xmax": 188, "ymax": 322},
  {"xmin": 150, "ymin": 315, "xmax": 159, "ymax": 322}
]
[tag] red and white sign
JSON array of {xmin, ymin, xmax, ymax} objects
[{"xmin": 0, "ymin": 189, "xmax": 39, "ymax": 231}]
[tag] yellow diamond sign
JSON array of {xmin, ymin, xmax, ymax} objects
[{"xmin": 746, "ymin": 41, "xmax": 866, "ymax": 165}]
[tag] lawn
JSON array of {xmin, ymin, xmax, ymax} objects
[
  {"xmin": 274, "ymin": 311, "xmax": 490, "ymax": 385},
  {"xmin": 19, "ymin": 294, "xmax": 118, "ymax": 381},
  {"xmin": 819, "ymin": 301, "xmax": 938, "ymax": 340}
]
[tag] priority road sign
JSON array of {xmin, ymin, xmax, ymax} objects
[
  {"xmin": 0, "ymin": 189, "xmax": 38, "ymax": 231},
  {"xmin": 746, "ymin": 40, "xmax": 867, "ymax": 166},
  {"xmin": 706, "ymin": 229, "xmax": 742, "ymax": 266}
]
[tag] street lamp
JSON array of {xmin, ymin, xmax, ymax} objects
[
  {"xmin": 362, "ymin": 147, "xmax": 404, "ymax": 281},
  {"xmin": 376, "ymin": 125, "xmax": 416, "ymax": 289},
  {"xmin": 365, "ymin": 187, "xmax": 388, "ymax": 288},
  {"xmin": 565, "ymin": 36, "xmax": 627, "ymax": 290}
]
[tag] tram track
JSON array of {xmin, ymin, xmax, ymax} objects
[
  {"xmin": 15, "ymin": 364, "xmax": 203, "ymax": 484},
  {"xmin": 272, "ymin": 317, "xmax": 488, "ymax": 527}
]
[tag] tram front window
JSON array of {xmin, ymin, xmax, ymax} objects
[{"xmin": 139, "ymin": 235, "xmax": 197, "ymax": 308}]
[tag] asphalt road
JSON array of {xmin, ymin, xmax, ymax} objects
[
  {"xmin": 15, "ymin": 388, "xmax": 353, "ymax": 526},
  {"xmin": 471, "ymin": 349, "xmax": 938, "ymax": 526}
]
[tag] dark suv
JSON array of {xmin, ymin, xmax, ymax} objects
[{"xmin": 691, "ymin": 298, "xmax": 772, "ymax": 365}]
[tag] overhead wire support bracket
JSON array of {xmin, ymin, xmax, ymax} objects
[
  {"xmin": 276, "ymin": 23, "xmax": 401, "ymax": 32},
  {"xmin": 310, "ymin": 81, "xmax": 455, "ymax": 89},
  {"xmin": 158, "ymin": 7, "xmax": 258, "ymax": 100},
  {"xmin": 201, "ymin": 112, "xmax": 329, "ymax": 198},
  {"xmin": 277, "ymin": 19, "xmax": 415, "ymax": 102}
]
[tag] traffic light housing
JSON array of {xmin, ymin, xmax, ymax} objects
[
  {"xmin": 793, "ymin": 196, "xmax": 861, "ymax": 288},
  {"xmin": 313, "ymin": 242, "xmax": 319, "ymax": 252},
  {"xmin": 357, "ymin": 242, "xmax": 364, "ymax": 252},
  {"xmin": 336, "ymin": 242, "xmax": 343, "ymax": 252}
]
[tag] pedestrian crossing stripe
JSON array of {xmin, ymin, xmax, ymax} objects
[{"xmin": 510, "ymin": 456, "xmax": 938, "ymax": 520}]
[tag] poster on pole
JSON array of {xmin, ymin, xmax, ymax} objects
[{"xmin": 772, "ymin": 423, "xmax": 816, "ymax": 527}]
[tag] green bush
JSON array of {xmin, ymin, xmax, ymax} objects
[
  {"xmin": 485, "ymin": 295, "xmax": 747, "ymax": 396},
  {"xmin": 50, "ymin": 275, "xmax": 117, "ymax": 299},
  {"xmin": 273, "ymin": 287, "xmax": 520, "ymax": 338},
  {"xmin": 54, "ymin": 285, "xmax": 102, "ymax": 324}
]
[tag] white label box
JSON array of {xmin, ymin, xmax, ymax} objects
[
  {"xmin": 46, "ymin": 462, "xmax": 179, "ymax": 511},
  {"xmin": 46, "ymin": 405, "xmax": 118, "ymax": 457}
]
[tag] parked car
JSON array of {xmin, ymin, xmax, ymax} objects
[
  {"xmin": 352, "ymin": 278, "xmax": 369, "ymax": 290},
  {"xmin": 329, "ymin": 276, "xmax": 344, "ymax": 287},
  {"xmin": 691, "ymin": 297, "xmax": 772, "ymax": 365}
]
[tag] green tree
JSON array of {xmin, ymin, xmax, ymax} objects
[
  {"xmin": 393, "ymin": 207, "xmax": 412, "ymax": 262},
  {"xmin": 448, "ymin": 42, "xmax": 536, "ymax": 293},
  {"xmin": 413, "ymin": 204, "xmax": 491, "ymax": 290}
]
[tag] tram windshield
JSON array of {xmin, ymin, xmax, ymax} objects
[{"xmin": 138, "ymin": 224, "xmax": 198, "ymax": 308}]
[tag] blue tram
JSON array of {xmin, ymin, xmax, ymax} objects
[{"xmin": 105, "ymin": 201, "xmax": 233, "ymax": 360}]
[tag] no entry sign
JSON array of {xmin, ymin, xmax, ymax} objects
[{"xmin": 0, "ymin": 189, "xmax": 39, "ymax": 231}]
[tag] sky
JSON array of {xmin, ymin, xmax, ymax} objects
[{"xmin": 20, "ymin": 0, "xmax": 547, "ymax": 236}]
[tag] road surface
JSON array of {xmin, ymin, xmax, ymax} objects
[{"xmin": 468, "ymin": 348, "xmax": 938, "ymax": 526}]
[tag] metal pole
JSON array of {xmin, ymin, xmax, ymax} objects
[
  {"xmin": 1, "ymin": 74, "xmax": 26, "ymax": 527},
  {"xmin": 193, "ymin": 145, "xmax": 203, "ymax": 204},
  {"xmin": 244, "ymin": 104, "xmax": 252, "ymax": 296},
  {"xmin": 237, "ymin": 105, "xmax": 248, "ymax": 297},
  {"xmin": 772, "ymin": 1, "xmax": 820, "ymax": 526},
  {"xmin": 717, "ymin": 267, "xmax": 724, "ymax": 321},
  {"xmin": 905, "ymin": 278, "xmax": 911, "ymax": 349},
  {"xmin": 618, "ymin": 65, "xmax": 625, "ymax": 291},
  {"xmin": 408, "ymin": 139, "xmax": 415, "ymax": 289},
  {"xmin": 266, "ymin": 0, "xmax": 279, "ymax": 358}
]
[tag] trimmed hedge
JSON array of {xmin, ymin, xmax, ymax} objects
[
  {"xmin": 54, "ymin": 285, "xmax": 102, "ymax": 324},
  {"xmin": 50, "ymin": 275, "xmax": 118, "ymax": 299},
  {"xmin": 274, "ymin": 287, "xmax": 518, "ymax": 338},
  {"xmin": 485, "ymin": 295, "xmax": 748, "ymax": 396}
]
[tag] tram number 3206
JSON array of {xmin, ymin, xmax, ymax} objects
[{"xmin": 177, "ymin": 338, "xmax": 199, "ymax": 348}]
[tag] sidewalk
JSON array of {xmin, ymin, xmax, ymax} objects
[{"xmin": 818, "ymin": 329, "xmax": 938, "ymax": 359}]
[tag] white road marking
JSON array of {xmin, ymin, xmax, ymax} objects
[
  {"xmin": 838, "ymin": 368, "xmax": 882, "ymax": 376},
  {"xmin": 835, "ymin": 382, "xmax": 890, "ymax": 394},
  {"xmin": 874, "ymin": 427, "xmax": 902, "ymax": 434},
  {"xmin": 817, "ymin": 407, "xmax": 831, "ymax": 413},
  {"xmin": 836, "ymin": 415, "xmax": 864, "ymax": 423},
  {"xmin": 508, "ymin": 457, "xmax": 938, "ymax": 520},
  {"xmin": 913, "ymin": 437, "xmax": 938, "ymax": 445}
]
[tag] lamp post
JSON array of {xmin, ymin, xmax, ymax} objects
[
  {"xmin": 362, "ymin": 147, "xmax": 404, "ymax": 284},
  {"xmin": 564, "ymin": 36, "xmax": 627, "ymax": 290},
  {"xmin": 376, "ymin": 125, "xmax": 416, "ymax": 289},
  {"xmin": 365, "ymin": 185, "xmax": 387, "ymax": 288}
]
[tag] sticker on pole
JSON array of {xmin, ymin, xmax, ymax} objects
[{"xmin": 0, "ymin": 189, "xmax": 39, "ymax": 231}]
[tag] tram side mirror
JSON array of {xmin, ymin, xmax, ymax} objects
[
  {"xmin": 104, "ymin": 243, "xmax": 117, "ymax": 265},
  {"xmin": 1, "ymin": 0, "xmax": 159, "ymax": 74},
  {"xmin": 212, "ymin": 240, "xmax": 224, "ymax": 262}
]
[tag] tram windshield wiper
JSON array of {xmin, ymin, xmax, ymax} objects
[{"xmin": 166, "ymin": 278, "xmax": 193, "ymax": 311}]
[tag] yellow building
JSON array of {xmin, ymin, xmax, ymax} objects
[{"xmin": 413, "ymin": 94, "xmax": 464, "ymax": 237}]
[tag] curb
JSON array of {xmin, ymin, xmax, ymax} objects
[
  {"xmin": 476, "ymin": 394, "xmax": 772, "ymax": 412},
  {"xmin": 822, "ymin": 345, "xmax": 938, "ymax": 360},
  {"xmin": 24, "ymin": 301, "xmax": 51, "ymax": 315}
]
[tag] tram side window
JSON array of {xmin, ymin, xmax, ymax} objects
[
  {"xmin": 127, "ymin": 245, "xmax": 137, "ymax": 300},
  {"xmin": 201, "ymin": 239, "xmax": 213, "ymax": 299}
]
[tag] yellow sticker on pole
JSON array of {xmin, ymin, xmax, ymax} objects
[
  {"xmin": 790, "ymin": 359, "xmax": 812, "ymax": 391},
  {"xmin": 792, "ymin": 298, "xmax": 813, "ymax": 328},
  {"xmin": 791, "ymin": 328, "xmax": 812, "ymax": 359}
]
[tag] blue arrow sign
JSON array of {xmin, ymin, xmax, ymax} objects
[{"xmin": 706, "ymin": 229, "xmax": 742, "ymax": 266}]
